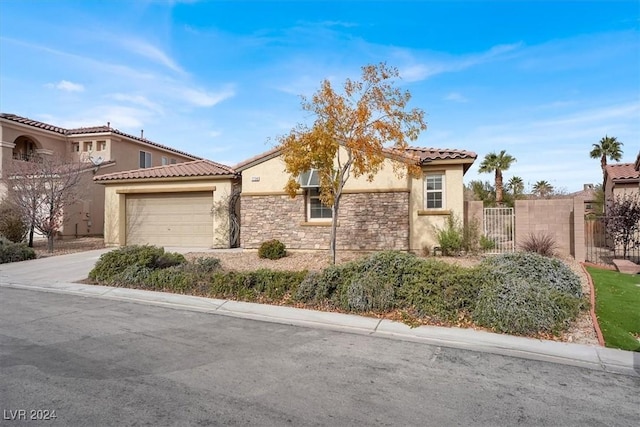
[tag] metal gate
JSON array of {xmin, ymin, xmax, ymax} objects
[
  {"xmin": 585, "ymin": 215, "xmax": 640, "ymax": 265},
  {"xmin": 483, "ymin": 207, "xmax": 515, "ymax": 254}
]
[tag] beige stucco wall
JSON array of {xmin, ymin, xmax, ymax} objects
[
  {"xmin": 241, "ymin": 150, "xmax": 409, "ymax": 195},
  {"xmin": 1, "ymin": 119, "xmax": 198, "ymax": 239},
  {"xmin": 240, "ymin": 150, "xmax": 470, "ymax": 252},
  {"xmin": 409, "ymin": 164, "xmax": 466, "ymax": 252},
  {"xmin": 101, "ymin": 178, "xmax": 235, "ymax": 248}
]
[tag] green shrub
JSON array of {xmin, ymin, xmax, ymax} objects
[
  {"xmin": 436, "ymin": 216, "xmax": 463, "ymax": 256},
  {"xmin": 345, "ymin": 270, "xmax": 395, "ymax": 312},
  {"xmin": 480, "ymin": 235, "xmax": 496, "ymax": 251},
  {"xmin": 89, "ymin": 245, "xmax": 184, "ymax": 282},
  {"xmin": 473, "ymin": 279, "xmax": 583, "ymax": 335},
  {"xmin": 519, "ymin": 232, "xmax": 558, "ymax": 257},
  {"xmin": 397, "ymin": 259, "xmax": 491, "ymax": 321},
  {"xmin": 146, "ymin": 267, "xmax": 195, "ymax": 293},
  {"xmin": 258, "ymin": 239, "xmax": 287, "ymax": 260},
  {"xmin": 208, "ymin": 269, "xmax": 306, "ymax": 302},
  {"xmin": 187, "ymin": 257, "xmax": 222, "ymax": 274},
  {"xmin": 0, "ymin": 201, "xmax": 28, "ymax": 243},
  {"xmin": 480, "ymin": 252, "xmax": 582, "ymax": 298},
  {"xmin": 0, "ymin": 236, "xmax": 36, "ymax": 264},
  {"xmin": 295, "ymin": 262, "xmax": 358, "ymax": 304},
  {"xmin": 155, "ymin": 252, "xmax": 187, "ymax": 269}
]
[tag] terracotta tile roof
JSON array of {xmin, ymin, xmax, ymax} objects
[
  {"xmin": 235, "ymin": 145, "xmax": 477, "ymax": 171},
  {"xmin": 0, "ymin": 113, "xmax": 68, "ymax": 134},
  {"xmin": 404, "ymin": 146, "xmax": 477, "ymax": 163},
  {"xmin": 234, "ymin": 146, "xmax": 281, "ymax": 171},
  {"xmin": 605, "ymin": 162, "xmax": 640, "ymax": 182},
  {"xmin": 94, "ymin": 159, "xmax": 237, "ymax": 182},
  {"xmin": 1, "ymin": 113, "xmax": 201, "ymax": 160}
]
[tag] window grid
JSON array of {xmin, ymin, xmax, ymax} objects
[{"xmin": 425, "ymin": 174, "xmax": 444, "ymax": 209}]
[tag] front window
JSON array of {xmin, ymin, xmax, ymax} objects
[
  {"xmin": 425, "ymin": 173, "xmax": 445, "ymax": 209},
  {"xmin": 162, "ymin": 156, "xmax": 169, "ymax": 165},
  {"xmin": 307, "ymin": 188, "xmax": 332, "ymax": 220},
  {"xmin": 83, "ymin": 141, "xmax": 93, "ymax": 152},
  {"xmin": 139, "ymin": 151, "xmax": 151, "ymax": 168},
  {"xmin": 97, "ymin": 141, "xmax": 106, "ymax": 151},
  {"xmin": 300, "ymin": 169, "xmax": 332, "ymax": 220}
]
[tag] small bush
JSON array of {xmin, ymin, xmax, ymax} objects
[
  {"xmin": 480, "ymin": 235, "xmax": 496, "ymax": 251},
  {"xmin": 519, "ymin": 232, "xmax": 557, "ymax": 257},
  {"xmin": 0, "ymin": 236, "xmax": 36, "ymax": 264},
  {"xmin": 480, "ymin": 252, "xmax": 582, "ymax": 298},
  {"xmin": 473, "ymin": 279, "xmax": 582, "ymax": 335},
  {"xmin": 435, "ymin": 216, "xmax": 463, "ymax": 256},
  {"xmin": 258, "ymin": 239, "xmax": 287, "ymax": 260},
  {"xmin": 0, "ymin": 201, "xmax": 28, "ymax": 243}
]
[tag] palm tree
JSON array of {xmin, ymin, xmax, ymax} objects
[
  {"xmin": 532, "ymin": 180, "xmax": 554, "ymax": 198},
  {"xmin": 478, "ymin": 150, "xmax": 516, "ymax": 205},
  {"xmin": 590, "ymin": 135, "xmax": 623, "ymax": 189},
  {"xmin": 507, "ymin": 176, "xmax": 524, "ymax": 199}
]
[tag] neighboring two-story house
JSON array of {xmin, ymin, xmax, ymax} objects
[
  {"xmin": 0, "ymin": 113, "xmax": 200, "ymax": 238},
  {"xmin": 604, "ymin": 152, "xmax": 640, "ymax": 204}
]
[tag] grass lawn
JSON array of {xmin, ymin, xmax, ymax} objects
[{"xmin": 586, "ymin": 266, "xmax": 640, "ymax": 352}]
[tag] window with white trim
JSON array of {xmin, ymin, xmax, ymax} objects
[
  {"xmin": 139, "ymin": 151, "xmax": 152, "ymax": 168},
  {"xmin": 161, "ymin": 156, "xmax": 169, "ymax": 165},
  {"xmin": 425, "ymin": 173, "xmax": 445, "ymax": 209},
  {"xmin": 299, "ymin": 169, "xmax": 333, "ymax": 220}
]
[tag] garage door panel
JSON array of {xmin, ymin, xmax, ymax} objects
[{"xmin": 125, "ymin": 192, "xmax": 214, "ymax": 248}]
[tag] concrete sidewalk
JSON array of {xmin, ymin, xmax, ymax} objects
[{"xmin": 1, "ymin": 249, "xmax": 638, "ymax": 377}]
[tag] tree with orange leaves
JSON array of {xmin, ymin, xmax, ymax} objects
[{"xmin": 279, "ymin": 63, "xmax": 427, "ymax": 264}]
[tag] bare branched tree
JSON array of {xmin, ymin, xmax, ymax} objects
[{"xmin": 2, "ymin": 156, "xmax": 90, "ymax": 252}]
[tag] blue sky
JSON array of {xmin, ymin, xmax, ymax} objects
[{"xmin": 1, "ymin": 0, "xmax": 638, "ymax": 192}]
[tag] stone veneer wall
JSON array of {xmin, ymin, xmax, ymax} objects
[{"xmin": 241, "ymin": 191, "xmax": 410, "ymax": 251}]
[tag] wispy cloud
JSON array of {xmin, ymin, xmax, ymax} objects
[
  {"xmin": 398, "ymin": 43, "xmax": 523, "ymax": 82},
  {"xmin": 180, "ymin": 85, "xmax": 235, "ymax": 107},
  {"xmin": 107, "ymin": 93, "xmax": 163, "ymax": 113},
  {"xmin": 117, "ymin": 38, "xmax": 185, "ymax": 74},
  {"xmin": 46, "ymin": 80, "xmax": 85, "ymax": 92},
  {"xmin": 444, "ymin": 92, "xmax": 468, "ymax": 103}
]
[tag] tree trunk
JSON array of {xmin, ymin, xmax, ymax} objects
[
  {"xmin": 495, "ymin": 170, "xmax": 504, "ymax": 205},
  {"xmin": 28, "ymin": 224, "xmax": 34, "ymax": 247},
  {"xmin": 330, "ymin": 198, "xmax": 340, "ymax": 265},
  {"xmin": 47, "ymin": 234, "xmax": 54, "ymax": 253}
]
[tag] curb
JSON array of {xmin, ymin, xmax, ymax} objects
[
  {"xmin": 2, "ymin": 280, "xmax": 638, "ymax": 378},
  {"xmin": 580, "ymin": 262, "xmax": 606, "ymax": 347}
]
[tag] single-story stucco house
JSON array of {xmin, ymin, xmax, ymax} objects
[
  {"xmin": 236, "ymin": 146, "xmax": 477, "ymax": 253},
  {"xmin": 94, "ymin": 145, "xmax": 476, "ymax": 251}
]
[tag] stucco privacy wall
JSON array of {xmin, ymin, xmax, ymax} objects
[
  {"xmin": 102, "ymin": 179, "xmax": 234, "ymax": 247},
  {"xmin": 514, "ymin": 198, "xmax": 585, "ymax": 261}
]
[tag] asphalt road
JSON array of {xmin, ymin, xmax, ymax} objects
[{"xmin": 1, "ymin": 287, "xmax": 638, "ymax": 427}]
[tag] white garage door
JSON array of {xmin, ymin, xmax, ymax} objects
[{"xmin": 125, "ymin": 192, "xmax": 214, "ymax": 247}]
